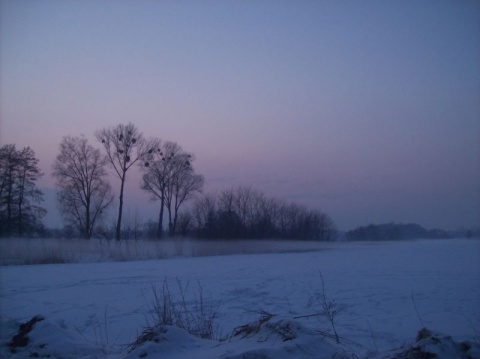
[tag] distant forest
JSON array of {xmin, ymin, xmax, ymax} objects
[{"xmin": 345, "ymin": 223, "xmax": 453, "ymax": 241}]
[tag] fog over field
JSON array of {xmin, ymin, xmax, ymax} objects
[{"xmin": 0, "ymin": 237, "xmax": 337, "ymax": 266}]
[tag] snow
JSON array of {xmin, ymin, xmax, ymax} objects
[{"xmin": 1, "ymin": 239, "xmax": 479, "ymax": 358}]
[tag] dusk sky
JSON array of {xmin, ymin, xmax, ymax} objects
[{"xmin": 1, "ymin": 0, "xmax": 479, "ymax": 231}]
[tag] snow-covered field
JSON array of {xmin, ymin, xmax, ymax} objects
[{"xmin": 1, "ymin": 239, "xmax": 479, "ymax": 358}]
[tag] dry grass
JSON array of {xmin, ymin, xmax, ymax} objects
[
  {"xmin": 231, "ymin": 310, "xmax": 276, "ymax": 339},
  {"xmin": 0, "ymin": 237, "xmax": 330, "ymax": 265},
  {"xmin": 128, "ymin": 279, "xmax": 220, "ymax": 353}
]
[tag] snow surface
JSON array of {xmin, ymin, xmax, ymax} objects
[{"xmin": 1, "ymin": 239, "xmax": 479, "ymax": 358}]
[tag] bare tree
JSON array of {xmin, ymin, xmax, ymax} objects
[
  {"xmin": 142, "ymin": 141, "xmax": 203, "ymax": 238},
  {"xmin": 96, "ymin": 123, "xmax": 159, "ymax": 240},
  {"xmin": 141, "ymin": 141, "xmax": 179, "ymax": 239},
  {"xmin": 165, "ymin": 161, "xmax": 204, "ymax": 236},
  {"xmin": 0, "ymin": 144, "xmax": 46, "ymax": 236},
  {"xmin": 192, "ymin": 193, "xmax": 217, "ymax": 237},
  {"xmin": 53, "ymin": 136, "xmax": 113, "ymax": 239}
]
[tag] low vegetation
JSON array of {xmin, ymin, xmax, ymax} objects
[
  {"xmin": 0, "ymin": 237, "xmax": 334, "ymax": 266},
  {"xmin": 129, "ymin": 279, "xmax": 220, "ymax": 353},
  {"xmin": 124, "ymin": 274, "xmax": 480, "ymax": 358}
]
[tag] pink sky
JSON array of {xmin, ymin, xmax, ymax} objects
[{"xmin": 1, "ymin": 1, "xmax": 479, "ymax": 230}]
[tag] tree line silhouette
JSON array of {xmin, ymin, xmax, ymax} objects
[
  {"xmin": 345, "ymin": 223, "xmax": 451, "ymax": 241},
  {"xmin": 1, "ymin": 123, "xmax": 336, "ymax": 240},
  {"xmin": 189, "ymin": 186, "xmax": 336, "ymax": 241}
]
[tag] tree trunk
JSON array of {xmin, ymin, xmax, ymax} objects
[
  {"xmin": 173, "ymin": 206, "xmax": 178, "ymax": 236},
  {"xmin": 85, "ymin": 197, "xmax": 91, "ymax": 240},
  {"xmin": 167, "ymin": 204, "xmax": 173, "ymax": 237},
  {"xmin": 157, "ymin": 194, "xmax": 165, "ymax": 239},
  {"xmin": 116, "ymin": 173, "xmax": 126, "ymax": 241},
  {"xmin": 17, "ymin": 171, "xmax": 25, "ymax": 236},
  {"xmin": 18, "ymin": 200, "xmax": 22, "ymax": 236},
  {"xmin": 6, "ymin": 172, "xmax": 13, "ymax": 234}
]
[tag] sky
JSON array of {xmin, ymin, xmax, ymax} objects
[{"xmin": 1, "ymin": 0, "xmax": 479, "ymax": 231}]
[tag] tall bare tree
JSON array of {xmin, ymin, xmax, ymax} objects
[
  {"xmin": 142, "ymin": 141, "xmax": 203, "ymax": 238},
  {"xmin": 141, "ymin": 141, "xmax": 174, "ymax": 239},
  {"xmin": 96, "ymin": 123, "xmax": 158, "ymax": 240},
  {"xmin": 52, "ymin": 136, "xmax": 113, "ymax": 239},
  {"xmin": 165, "ymin": 159, "xmax": 203, "ymax": 236}
]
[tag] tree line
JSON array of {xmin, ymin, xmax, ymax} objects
[
  {"xmin": 188, "ymin": 186, "xmax": 337, "ymax": 241},
  {"xmin": 0, "ymin": 145, "xmax": 46, "ymax": 236},
  {"xmin": 1, "ymin": 122, "xmax": 335, "ymax": 241},
  {"xmin": 345, "ymin": 223, "xmax": 451, "ymax": 241}
]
